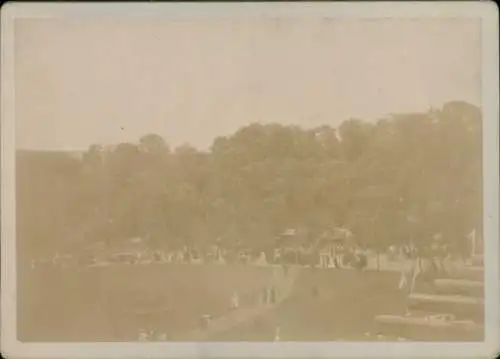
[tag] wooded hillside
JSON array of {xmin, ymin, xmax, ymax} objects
[{"xmin": 16, "ymin": 101, "xmax": 482, "ymax": 256}]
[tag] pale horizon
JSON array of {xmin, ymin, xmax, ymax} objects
[{"xmin": 14, "ymin": 18, "xmax": 481, "ymax": 151}]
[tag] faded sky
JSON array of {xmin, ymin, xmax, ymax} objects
[{"xmin": 14, "ymin": 18, "xmax": 481, "ymax": 151}]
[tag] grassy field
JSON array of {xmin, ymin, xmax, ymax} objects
[
  {"xmin": 18, "ymin": 263, "xmax": 406, "ymax": 342},
  {"xmin": 211, "ymin": 268, "xmax": 406, "ymax": 341},
  {"xmin": 18, "ymin": 263, "xmax": 273, "ymax": 341}
]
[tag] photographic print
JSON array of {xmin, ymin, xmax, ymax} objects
[{"xmin": 1, "ymin": 2, "xmax": 498, "ymax": 359}]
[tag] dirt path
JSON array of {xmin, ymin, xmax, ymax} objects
[{"xmin": 181, "ymin": 265, "xmax": 301, "ymax": 341}]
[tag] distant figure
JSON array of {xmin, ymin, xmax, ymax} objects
[
  {"xmin": 467, "ymin": 228, "xmax": 477, "ymax": 263},
  {"xmin": 429, "ymin": 241, "xmax": 443, "ymax": 274},
  {"xmin": 274, "ymin": 326, "xmax": 281, "ymax": 342},
  {"xmin": 335, "ymin": 245, "xmax": 344, "ymax": 268},
  {"xmin": 354, "ymin": 250, "xmax": 368, "ymax": 270},
  {"xmin": 332, "ymin": 250, "xmax": 340, "ymax": 268},
  {"xmin": 387, "ymin": 245, "xmax": 399, "ymax": 261},
  {"xmin": 440, "ymin": 245, "xmax": 453, "ymax": 274},
  {"xmin": 398, "ymin": 250, "xmax": 410, "ymax": 292},
  {"xmin": 417, "ymin": 241, "xmax": 441, "ymax": 283},
  {"xmin": 216, "ymin": 248, "xmax": 226, "ymax": 264},
  {"xmin": 342, "ymin": 250, "xmax": 356, "ymax": 268},
  {"xmin": 263, "ymin": 286, "xmax": 276, "ymax": 305},
  {"xmin": 231, "ymin": 291, "xmax": 240, "ymax": 309},
  {"xmin": 398, "ymin": 244, "xmax": 420, "ymax": 295},
  {"xmin": 269, "ymin": 286, "xmax": 276, "ymax": 304},
  {"xmin": 254, "ymin": 251, "xmax": 268, "ymax": 266},
  {"xmin": 319, "ymin": 250, "xmax": 330, "ymax": 268},
  {"xmin": 418, "ymin": 256, "xmax": 435, "ymax": 283},
  {"xmin": 437, "ymin": 243, "xmax": 450, "ymax": 275},
  {"xmin": 152, "ymin": 252, "xmax": 162, "ymax": 263},
  {"xmin": 262, "ymin": 287, "xmax": 268, "ymax": 304},
  {"xmin": 274, "ymin": 248, "xmax": 282, "ymax": 264}
]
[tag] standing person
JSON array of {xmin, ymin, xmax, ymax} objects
[
  {"xmin": 419, "ymin": 240, "xmax": 438, "ymax": 274},
  {"xmin": 264, "ymin": 286, "xmax": 272, "ymax": 305},
  {"xmin": 338, "ymin": 243, "xmax": 346, "ymax": 268},
  {"xmin": 354, "ymin": 247, "xmax": 368, "ymax": 270},
  {"xmin": 319, "ymin": 246, "xmax": 329, "ymax": 268},
  {"xmin": 440, "ymin": 242, "xmax": 453, "ymax": 274},
  {"xmin": 231, "ymin": 291, "xmax": 240, "ymax": 310},
  {"xmin": 418, "ymin": 242, "xmax": 435, "ymax": 283},
  {"xmin": 439, "ymin": 242, "xmax": 451, "ymax": 274},
  {"xmin": 398, "ymin": 243, "xmax": 420, "ymax": 295},
  {"xmin": 274, "ymin": 247, "xmax": 281, "ymax": 265},
  {"xmin": 333, "ymin": 244, "xmax": 341, "ymax": 268},
  {"xmin": 269, "ymin": 286, "xmax": 276, "ymax": 304},
  {"xmin": 398, "ymin": 246, "xmax": 408, "ymax": 290},
  {"xmin": 466, "ymin": 228, "xmax": 477, "ymax": 265},
  {"xmin": 330, "ymin": 245, "xmax": 339, "ymax": 268},
  {"xmin": 408, "ymin": 242, "xmax": 422, "ymax": 293},
  {"xmin": 274, "ymin": 326, "xmax": 281, "ymax": 342},
  {"xmin": 262, "ymin": 287, "xmax": 268, "ymax": 305},
  {"xmin": 430, "ymin": 234, "xmax": 448, "ymax": 275}
]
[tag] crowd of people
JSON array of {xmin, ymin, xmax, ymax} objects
[
  {"xmin": 31, "ymin": 240, "xmax": 373, "ymax": 272},
  {"xmin": 31, "ymin": 228, "xmax": 479, "ymax": 306}
]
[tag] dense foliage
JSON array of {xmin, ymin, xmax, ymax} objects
[{"xmin": 17, "ymin": 101, "xmax": 482, "ymax": 257}]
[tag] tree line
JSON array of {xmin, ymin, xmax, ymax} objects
[{"xmin": 17, "ymin": 101, "xmax": 482, "ymax": 258}]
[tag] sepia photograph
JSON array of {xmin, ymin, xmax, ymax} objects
[{"xmin": 1, "ymin": 2, "xmax": 499, "ymax": 359}]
